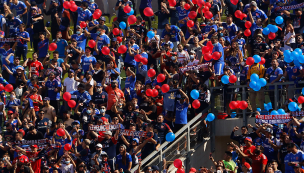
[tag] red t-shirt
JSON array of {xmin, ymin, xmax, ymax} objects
[
  {"xmin": 242, "ymin": 145, "xmax": 256, "ymax": 163},
  {"xmin": 28, "ymin": 94, "xmax": 42, "ymax": 112},
  {"xmin": 26, "ymin": 151, "xmax": 41, "ymax": 173},
  {"xmin": 250, "ymin": 153, "xmax": 268, "ymax": 173},
  {"xmin": 13, "ymin": 155, "xmax": 29, "ymax": 172},
  {"xmin": 28, "ymin": 60, "xmax": 43, "ymax": 76},
  {"xmin": 105, "ymin": 85, "xmax": 124, "ymax": 110}
]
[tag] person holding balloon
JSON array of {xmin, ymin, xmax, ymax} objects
[
  {"xmin": 76, "ymin": 2, "xmax": 92, "ymax": 27},
  {"xmin": 85, "ymin": 0, "xmax": 98, "ymax": 13},
  {"xmin": 70, "ymin": 26, "xmax": 87, "ymax": 52},
  {"xmin": 161, "ymin": 24, "xmax": 183, "ymax": 51},
  {"xmin": 115, "ymin": 0, "xmax": 133, "ymax": 23},
  {"xmin": 282, "ymin": 24, "xmax": 295, "ymax": 52},
  {"xmin": 246, "ymin": 2, "xmax": 268, "ymax": 25}
]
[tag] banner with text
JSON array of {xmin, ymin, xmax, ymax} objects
[
  {"xmin": 89, "ymin": 124, "xmax": 120, "ymax": 131},
  {"xmin": 179, "ymin": 62, "xmax": 212, "ymax": 73},
  {"xmin": 0, "ymin": 38, "xmax": 20, "ymax": 42},
  {"xmin": 274, "ymin": 2, "xmax": 304, "ymax": 12},
  {"xmin": 14, "ymin": 139, "xmax": 49, "ymax": 145},
  {"xmin": 256, "ymin": 114, "xmax": 291, "ymax": 124},
  {"xmin": 120, "ymin": 129, "xmax": 148, "ymax": 137}
]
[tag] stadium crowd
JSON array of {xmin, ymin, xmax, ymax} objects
[{"xmin": 0, "ymin": 0, "xmax": 303, "ymax": 171}]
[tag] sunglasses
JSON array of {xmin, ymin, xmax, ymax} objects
[
  {"xmin": 40, "ymin": 112, "xmax": 45, "ymax": 114},
  {"xmin": 114, "ymin": 118, "xmax": 118, "ymax": 120}
]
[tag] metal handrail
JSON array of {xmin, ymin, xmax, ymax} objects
[{"xmin": 130, "ymin": 105, "xmax": 212, "ymax": 172}]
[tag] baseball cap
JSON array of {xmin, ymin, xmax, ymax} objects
[
  {"xmin": 244, "ymin": 137, "xmax": 252, "ymax": 142},
  {"xmin": 133, "ymin": 138, "xmax": 139, "ymax": 144},
  {"xmin": 265, "ymin": 128, "xmax": 273, "ymax": 134},
  {"xmin": 76, "ymin": 25, "xmax": 81, "ymax": 29},
  {"xmin": 96, "ymin": 143, "xmax": 103, "ymax": 148},
  {"xmin": 7, "ymin": 110, "xmax": 14, "ymax": 115},
  {"xmin": 104, "ymin": 131, "xmax": 112, "ymax": 135},
  {"xmin": 44, "ymin": 97, "xmax": 50, "ymax": 101},
  {"xmin": 101, "ymin": 152, "xmax": 108, "ymax": 157},
  {"xmin": 256, "ymin": 34, "xmax": 264, "ymax": 39},
  {"xmin": 112, "ymin": 37, "xmax": 117, "ymax": 42},
  {"xmin": 250, "ymin": 1, "xmax": 257, "ymax": 7},
  {"xmin": 73, "ymin": 120, "xmax": 80, "ymax": 125},
  {"xmin": 200, "ymin": 22, "xmax": 206, "ymax": 27},
  {"xmin": 96, "ymin": 83, "xmax": 102, "ymax": 87},
  {"xmin": 190, "ymin": 50, "xmax": 196, "ymax": 54},
  {"xmin": 99, "ymin": 16, "xmax": 106, "ymax": 21},
  {"xmin": 68, "ymin": 69, "xmax": 75, "ymax": 73},
  {"xmin": 16, "ymin": 66, "xmax": 24, "ymax": 70},
  {"xmin": 31, "ymin": 145, "xmax": 38, "ymax": 148},
  {"xmin": 87, "ymin": 71, "xmax": 92, "ymax": 75}
]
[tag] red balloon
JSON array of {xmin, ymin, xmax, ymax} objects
[
  {"xmin": 205, "ymin": 2, "xmax": 211, "ymax": 8},
  {"xmin": 246, "ymin": 57, "xmax": 254, "ymax": 65},
  {"xmin": 93, "ymin": 12, "xmax": 101, "ymax": 19},
  {"xmin": 68, "ymin": 100, "xmax": 76, "ymax": 108},
  {"xmin": 0, "ymin": 84, "xmax": 4, "ymax": 91},
  {"xmin": 63, "ymin": 1, "xmax": 71, "ymax": 9},
  {"xmin": 174, "ymin": 159, "xmax": 183, "ymax": 168},
  {"xmin": 236, "ymin": 101, "xmax": 241, "ymax": 109},
  {"xmin": 244, "ymin": 29, "xmax": 251, "ymax": 37},
  {"xmin": 169, "ymin": 0, "xmax": 176, "ymax": 6},
  {"xmin": 49, "ymin": 43, "xmax": 57, "ymax": 51},
  {"xmin": 144, "ymin": 7, "xmax": 154, "ymax": 17},
  {"xmin": 80, "ymin": 21, "xmax": 87, "ymax": 28},
  {"xmin": 184, "ymin": 3, "xmax": 190, "ymax": 10},
  {"xmin": 239, "ymin": 101, "xmax": 248, "ymax": 110},
  {"xmin": 113, "ymin": 17, "xmax": 118, "ymax": 22},
  {"xmin": 268, "ymin": 32, "xmax": 276, "ymax": 40},
  {"xmin": 102, "ymin": 47, "xmax": 110, "ymax": 55},
  {"xmin": 128, "ymin": 15, "xmax": 137, "ymax": 24},
  {"xmin": 64, "ymin": 143, "xmax": 72, "ymax": 151},
  {"xmin": 299, "ymin": 96, "xmax": 304, "ymax": 104},
  {"xmin": 259, "ymin": 57, "xmax": 265, "ymax": 65},
  {"xmin": 192, "ymin": 100, "xmax": 201, "ymax": 109},
  {"xmin": 242, "ymin": 13, "xmax": 247, "ymax": 19},
  {"xmin": 155, "ymin": 85, "xmax": 161, "ymax": 89},
  {"xmin": 135, "ymin": 54, "xmax": 142, "ymax": 62},
  {"xmin": 157, "ymin": 74, "xmax": 166, "ymax": 83},
  {"xmin": 161, "ymin": 84, "xmax": 170, "ymax": 93},
  {"xmin": 118, "ymin": 45, "xmax": 127, "ymax": 54},
  {"xmin": 63, "ymin": 92, "xmax": 71, "ymax": 101},
  {"xmin": 231, "ymin": 0, "xmax": 238, "ymax": 5},
  {"xmin": 141, "ymin": 58, "xmax": 148, "ymax": 65},
  {"xmin": 101, "ymin": 117, "xmax": 108, "ymax": 122},
  {"xmin": 202, "ymin": 46, "xmax": 211, "ymax": 54},
  {"xmin": 234, "ymin": 10, "xmax": 242, "ymax": 18},
  {"xmin": 113, "ymin": 28, "xmax": 120, "ymax": 36},
  {"xmin": 70, "ymin": 4, "xmax": 78, "ymax": 12},
  {"xmin": 229, "ymin": 101, "xmax": 238, "ymax": 109},
  {"xmin": 187, "ymin": 20, "xmax": 194, "ymax": 28},
  {"xmin": 204, "ymin": 53, "xmax": 213, "ymax": 61},
  {"xmin": 188, "ymin": 11, "xmax": 197, "ymax": 19},
  {"xmin": 57, "ymin": 128, "xmax": 65, "ymax": 137},
  {"xmin": 212, "ymin": 52, "xmax": 221, "ymax": 60},
  {"xmin": 70, "ymin": 1, "xmax": 75, "ymax": 5},
  {"xmin": 206, "ymin": 41, "xmax": 213, "ymax": 48},
  {"xmin": 192, "ymin": 0, "xmax": 198, "ymax": 4},
  {"xmin": 197, "ymin": 0, "xmax": 205, "ymax": 7},
  {"xmin": 152, "ymin": 89, "xmax": 159, "ymax": 97},
  {"xmin": 88, "ymin": 40, "xmax": 96, "ymax": 48},
  {"xmin": 204, "ymin": 11, "xmax": 213, "ymax": 19},
  {"xmin": 177, "ymin": 168, "xmax": 185, "ymax": 173},
  {"xmin": 117, "ymin": 36, "xmax": 122, "ymax": 43},
  {"xmin": 95, "ymin": 9, "xmax": 102, "ymax": 14},
  {"xmin": 202, "ymin": 6, "xmax": 209, "ymax": 13},
  {"xmin": 4, "ymin": 84, "xmax": 13, "ymax": 92},
  {"xmin": 229, "ymin": 75, "xmax": 237, "ymax": 83},
  {"xmin": 245, "ymin": 21, "xmax": 252, "ymax": 29},
  {"xmin": 146, "ymin": 89, "xmax": 153, "ymax": 96},
  {"xmin": 123, "ymin": 5, "xmax": 131, "ymax": 13},
  {"xmin": 147, "ymin": 69, "xmax": 156, "ymax": 77}
]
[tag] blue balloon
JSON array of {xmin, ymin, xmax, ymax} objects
[
  {"xmin": 119, "ymin": 21, "xmax": 126, "ymax": 29},
  {"xmin": 302, "ymin": 87, "xmax": 304, "ymax": 94},
  {"xmin": 166, "ymin": 132, "xmax": 175, "ymax": 142},
  {"xmin": 250, "ymin": 74, "xmax": 259, "ymax": 82},
  {"xmin": 294, "ymin": 58, "xmax": 301, "ymax": 68},
  {"xmin": 271, "ymin": 110, "xmax": 279, "ymax": 115},
  {"xmin": 253, "ymin": 54, "xmax": 261, "ymax": 63},
  {"xmin": 231, "ymin": 112, "xmax": 237, "ymax": 118},
  {"xmin": 252, "ymin": 84, "xmax": 261, "ymax": 91},
  {"xmin": 284, "ymin": 50, "xmax": 293, "ymax": 63},
  {"xmin": 249, "ymin": 81, "xmax": 257, "ymax": 88},
  {"xmin": 291, "ymin": 51, "xmax": 299, "ymax": 59},
  {"xmin": 264, "ymin": 103, "xmax": 269, "ymax": 111},
  {"xmin": 277, "ymin": 108, "xmax": 286, "ymax": 114},
  {"xmin": 299, "ymin": 55, "xmax": 304, "ymax": 64},
  {"xmin": 127, "ymin": 8, "xmax": 134, "ymax": 15},
  {"xmin": 257, "ymin": 78, "xmax": 267, "ymax": 87},
  {"xmin": 147, "ymin": 31, "xmax": 155, "ymax": 39},
  {"xmin": 190, "ymin": 89, "xmax": 199, "ymax": 100},
  {"xmin": 295, "ymin": 48, "xmax": 303, "ymax": 55},
  {"xmin": 262, "ymin": 27, "xmax": 270, "ymax": 35},
  {"xmin": 288, "ymin": 102, "xmax": 298, "ymax": 112},
  {"xmin": 206, "ymin": 113, "xmax": 215, "ymax": 122},
  {"xmin": 267, "ymin": 102, "xmax": 273, "ymax": 110},
  {"xmin": 284, "ymin": 50, "xmax": 291, "ymax": 57},
  {"xmin": 257, "ymin": 108, "xmax": 261, "ymax": 112},
  {"xmin": 275, "ymin": 16, "xmax": 284, "ymax": 25},
  {"xmin": 269, "ymin": 25, "xmax": 278, "ymax": 33},
  {"xmin": 221, "ymin": 75, "xmax": 229, "ymax": 84}
]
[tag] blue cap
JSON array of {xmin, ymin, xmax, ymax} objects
[
  {"xmin": 133, "ymin": 138, "xmax": 139, "ymax": 144},
  {"xmin": 99, "ymin": 16, "xmax": 106, "ymax": 21},
  {"xmin": 112, "ymin": 37, "xmax": 117, "ymax": 42},
  {"xmin": 73, "ymin": 120, "xmax": 80, "ymax": 125},
  {"xmin": 96, "ymin": 83, "xmax": 102, "ymax": 87}
]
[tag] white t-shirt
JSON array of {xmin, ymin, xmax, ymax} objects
[
  {"xmin": 283, "ymin": 31, "xmax": 295, "ymax": 51},
  {"xmin": 60, "ymin": 163, "xmax": 74, "ymax": 173},
  {"xmin": 187, "ymin": 59, "xmax": 199, "ymax": 66},
  {"xmin": 63, "ymin": 77, "xmax": 79, "ymax": 93},
  {"xmin": 148, "ymin": 35, "xmax": 160, "ymax": 48},
  {"xmin": 177, "ymin": 50, "xmax": 190, "ymax": 64},
  {"xmin": 83, "ymin": 78, "xmax": 94, "ymax": 86}
]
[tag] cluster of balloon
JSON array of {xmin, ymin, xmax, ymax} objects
[
  {"xmin": 166, "ymin": 132, "xmax": 175, "ymax": 142},
  {"xmin": 4, "ymin": 84, "xmax": 14, "ymax": 92},
  {"xmin": 174, "ymin": 159, "xmax": 185, "ymax": 173},
  {"xmin": 202, "ymin": 41, "xmax": 214, "ymax": 60},
  {"xmin": 221, "ymin": 75, "xmax": 237, "ymax": 84},
  {"xmin": 205, "ymin": 113, "xmax": 215, "ymax": 121},
  {"xmin": 49, "ymin": 43, "xmax": 57, "ymax": 51},
  {"xmin": 134, "ymin": 54, "xmax": 148, "ymax": 65},
  {"xmin": 229, "ymin": 101, "xmax": 248, "ymax": 110},
  {"xmin": 284, "ymin": 49, "xmax": 304, "ymax": 66},
  {"xmin": 262, "ymin": 24, "xmax": 279, "ymax": 40},
  {"xmin": 243, "ymin": 21, "xmax": 252, "ymax": 37},
  {"xmin": 88, "ymin": 40, "xmax": 96, "ymax": 48},
  {"xmin": 190, "ymin": 89, "xmax": 201, "ymax": 109},
  {"xmin": 246, "ymin": 56, "xmax": 265, "ymax": 65},
  {"xmin": 234, "ymin": 10, "xmax": 247, "ymax": 20},
  {"xmin": 63, "ymin": 92, "xmax": 76, "ymax": 108},
  {"xmin": 264, "ymin": 102, "xmax": 272, "ymax": 111},
  {"xmin": 270, "ymin": 108, "xmax": 286, "ymax": 115},
  {"xmin": 146, "ymin": 88, "xmax": 159, "ymax": 97},
  {"xmin": 93, "ymin": 9, "xmax": 102, "ymax": 20},
  {"xmin": 143, "ymin": 7, "xmax": 154, "ymax": 17},
  {"xmin": 63, "ymin": 1, "xmax": 77, "ymax": 12},
  {"xmin": 249, "ymin": 73, "xmax": 267, "ymax": 91}
]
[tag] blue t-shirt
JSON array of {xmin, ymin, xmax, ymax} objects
[
  {"xmin": 77, "ymin": 7, "xmax": 92, "ymax": 25},
  {"xmin": 54, "ymin": 136, "xmax": 72, "ymax": 157},
  {"xmin": 161, "ymin": 25, "xmax": 181, "ymax": 42},
  {"xmin": 91, "ymin": 33, "xmax": 110, "ymax": 55},
  {"xmin": 88, "ymin": 20, "xmax": 99, "ymax": 33},
  {"xmin": 17, "ymin": 31, "xmax": 29, "ymax": 47},
  {"xmin": 88, "ymin": 3, "xmax": 98, "ymax": 13},
  {"xmin": 222, "ymin": 22, "xmax": 238, "ymax": 40},
  {"xmin": 125, "ymin": 44, "xmax": 139, "ymax": 66},
  {"xmin": 260, "ymin": 134, "xmax": 277, "ymax": 162},
  {"xmin": 45, "ymin": 79, "xmax": 62, "ymax": 100},
  {"xmin": 246, "ymin": 9, "xmax": 268, "ymax": 23},
  {"xmin": 286, "ymin": 65, "xmax": 302, "ymax": 81},
  {"xmin": 38, "ymin": 39, "xmax": 49, "ymax": 58},
  {"xmin": 284, "ymin": 150, "xmax": 304, "ymax": 173},
  {"xmin": 71, "ymin": 34, "xmax": 87, "ymax": 51},
  {"xmin": 6, "ymin": 17, "xmax": 22, "ymax": 36},
  {"xmin": 177, "ymin": 7, "xmax": 189, "ymax": 27},
  {"xmin": 240, "ymin": 66, "xmax": 249, "ymax": 82},
  {"xmin": 266, "ymin": 67, "xmax": 283, "ymax": 89},
  {"xmin": 80, "ymin": 55, "xmax": 97, "ymax": 73},
  {"xmin": 10, "ymin": 1, "xmax": 27, "ymax": 15},
  {"xmin": 125, "ymin": 75, "xmax": 136, "ymax": 92},
  {"xmin": 251, "ymin": 23, "xmax": 263, "ymax": 37},
  {"xmin": 136, "ymin": 52, "xmax": 148, "ymax": 75},
  {"xmin": 212, "ymin": 42, "xmax": 224, "ymax": 63},
  {"xmin": 6, "ymin": 99, "xmax": 21, "ymax": 111},
  {"xmin": 201, "ymin": 25, "xmax": 217, "ymax": 39},
  {"xmin": 163, "ymin": 89, "xmax": 178, "ymax": 111},
  {"xmin": 0, "ymin": 48, "xmax": 14, "ymax": 68},
  {"xmin": 139, "ymin": 0, "xmax": 152, "ymax": 9},
  {"xmin": 116, "ymin": 153, "xmax": 132, "ymax": 171},
  {"xmin": 175, "ymin": 101, "xmax": 189, "ymax": 124},
  {"xmin": 54, "ymin": 39, "xmax": 68, "ymax": 58}
]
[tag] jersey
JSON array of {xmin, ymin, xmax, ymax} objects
[
  {"xmin": 38, "ymin": 39, "xmax": 49, "ymax": 58},
  {"xmin": 27, "ymin": 60, "xmax": 43, "ymax": 76},
  {"xmin": 45, "ymin": 79, "xmax": 61, "ymax": 100},
  {"xmin": 76, "ymin": 7, "xmax": 92, "ymax": 24},
  {"xmin": 71, "ymin": 34, "xmax": 87, "ymax": 51},
  {"xmin": 161, "ymin": 25, "xmax": 181, "ymax": 42},
  {"xmin": 266, "ymin": 67, "xmax": 283, "ymax": 89},
  {"xmin": 80, "ymin": 55, "xmax": 97, "ymax": 73},
  {"xmin": 10, "ymin": 1, "xmax": 27, "ymax": 15}
]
